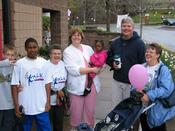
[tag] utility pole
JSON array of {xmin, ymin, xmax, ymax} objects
[
  {"xmin": 83, "ymin": 0, "xmax": 87, "ymax": 27},
  {"xmin": 105, "ymin": 0, "xmax": 110, "ymax": 32},
  {"xmin": 93, "ymin": 0, "xmax": 99, "ymax": 24},
  {"xmin": 140, "ymin": 0, "xmax": 143, "ymax": 38}
]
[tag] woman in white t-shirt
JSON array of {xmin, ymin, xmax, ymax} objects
[
  {"xmin": 63, "ymin": 28, "xmax": 101, "ymax": 129},
  {"xmin": 44, "ymin": 45, "xmax": 67, "ymax": 131}
]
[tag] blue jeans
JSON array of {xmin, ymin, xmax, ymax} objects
[{"xmin": 23, "ymin": 112, "xmax": 51, "ymax": 131}]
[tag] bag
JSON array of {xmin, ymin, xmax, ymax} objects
[
  {"xmin": 157, "ymin": 65, "xmax": 175, "ymax": 108},
  {"xmin": 159, "ymin": 88, "xmax": 175, "ymax": 108}
]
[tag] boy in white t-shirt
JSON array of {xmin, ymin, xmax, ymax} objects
[
  {"xmin": 11, "ymin": 38, "xmax": 52, "ymax": 131},
  {"xmin": 44, "ymin": 45, "xmax": 67, "ymax": 131},
  {"xmin": 0, "ymin": 45, "xmax": 16, "ymax": 131}
]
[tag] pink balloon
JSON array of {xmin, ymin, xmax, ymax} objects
[{"xmin": 128, "ymin": 64, "xmax": 148, "ymax": 90}]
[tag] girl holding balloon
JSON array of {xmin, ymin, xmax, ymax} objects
[{"xmin": 129, "ymin": 43, "xmax": 175, "ymax": 131}]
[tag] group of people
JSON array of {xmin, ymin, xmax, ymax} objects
[
  {"xmin": 0, "ymin": 38, "xmax": 66, "ymax": 131},
  {"xmin": 106, "ymin": 17, "xmax": 175, "ymax": 131},
  {"xmin": 0, "ymin": 16, "xmax": 175, "ymax": 131},
  {"xmin": 0, "ymin": 28, "xmax": 106, "ymax": 131}
]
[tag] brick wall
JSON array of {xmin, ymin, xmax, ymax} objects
[
  {"xmin": 50, "ymin": 11, "xmax": 61, "ymax": 46},
  {"xmin": 10, "ymin": 0, "xmax": 68, "ymax": 55},
  {"xmin": 82, "ymin": 30, "xmax": 119, "ymax": 49},
  {"xmin": 12, "ymin": 2, "xmax": 42, "ymax": 54}
]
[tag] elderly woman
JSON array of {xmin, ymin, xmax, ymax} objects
[
  {"xmin": 140, "ymin": 43, "xmax": 175, "ymax": 131},
  {"xmin": 63, "ymin": 28, "xmax": 101, "ymax": 129}
]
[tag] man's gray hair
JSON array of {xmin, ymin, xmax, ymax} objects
[{"xmin": 121, "ymin": 17, "xmax": 134, "ymax": 27}]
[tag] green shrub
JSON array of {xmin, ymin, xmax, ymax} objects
[
  {"xmin": 160, "ymin": 47, "xmax": 175, "ymax": 80},
  {"xmin": 38, "ymin": 45, "xmax": 50, "ymax": 59},
  {"xmin": 43, "ymin": 16, "xmax": 50, "ymax": 30}
]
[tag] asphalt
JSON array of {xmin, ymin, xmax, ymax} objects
[{"xmin": 97, "ymin": 24, "xmax": 175, "ymax": 51}]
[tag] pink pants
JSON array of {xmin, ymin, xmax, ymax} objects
[
  {"xmin": 89, "ymin": 72, "xmax": 96, "ymax": 78},
  {"xmin": 69, "ymin": 84, "xmax": 97, "ymax": 128}
]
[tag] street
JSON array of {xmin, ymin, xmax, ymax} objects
[{"xmin": 97, "ymin": 24, "xmax": 175, "ymax": 51}]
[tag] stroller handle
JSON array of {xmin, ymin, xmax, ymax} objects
[{"xmin": 142, "ymin": 103, "xmax": 155, "ymax": 113}]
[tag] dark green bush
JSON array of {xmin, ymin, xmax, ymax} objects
[{"xmin": 38, "ymin": 45, "xmax": 50, "ymax": 59}]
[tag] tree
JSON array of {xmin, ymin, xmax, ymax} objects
[
  {"xmin": 105, "ymin": 0, "xmax": 110, "ymax": 32},
  {"xmin": 67, "ymin": 0, "xmax": 150, "ymax": 25},
  {"xmin": 68, "ymin": 0, "xmax": 79, "ymax": 25},
  {"xmin": 43, "ymin": 16, "xmax": 50, "ymax": 30}
]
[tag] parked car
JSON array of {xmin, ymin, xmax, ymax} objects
[{"xmin": 163, "ymin": 18, "xmax": 175, "ymax": 26}]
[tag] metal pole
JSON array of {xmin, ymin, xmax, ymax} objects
[
  {"xmin": 106, "ymin": 0, "xmax": 110, "ymax": 32},
  {"xmin": 93, "ymin": 0, "xmax": 98, "ymax": 25},
  {"xmin": 140, "ymin": 0, "xmax": 143, "ymax": 38},
  {"xmin": 83, "ymin": 0, "xmax": 86, "ymax": 27},
  {"xmin": 2, "ymin": 0, "xmax": 12, "ymax": 44}
]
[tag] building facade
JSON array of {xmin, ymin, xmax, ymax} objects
[{"xmin": 0, "ymin": 0, "xmax": 68, "ymax": 56}]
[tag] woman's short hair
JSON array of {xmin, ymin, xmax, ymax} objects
[
  {"xmin": 69, "ymin": 28, "xmax": 84, "ymax": 44},
  {"xmin": 121, "ymin": 17, "xmax": 134, "ymax": 27},
  {"xmin": 147, "ymin": 43, "xmax": 162, "ymax": 57},
  {"xmin": 49, "ymin": 44, "xmax": 61, "ymax": 54}
]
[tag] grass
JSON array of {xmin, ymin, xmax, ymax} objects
[{"xmin": 133, "ymin": 9, "xmax": 175, "ymax": 24}]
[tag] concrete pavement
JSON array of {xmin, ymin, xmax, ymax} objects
[
  {"xmin": 63, "ymin": 65, "xmax": 175, "ymax": 131},
  {"xmin": 95, "ymin": 65, "xmax": 113, "ymax": 120}
]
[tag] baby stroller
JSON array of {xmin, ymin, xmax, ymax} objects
[{"xmin": 94, "ymin": 91, "xmax": 155, "ymax": 131}]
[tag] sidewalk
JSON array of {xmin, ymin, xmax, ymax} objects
[{"xmin": 63, "ymin": 65, "xmax": 175, "ymax": 131}]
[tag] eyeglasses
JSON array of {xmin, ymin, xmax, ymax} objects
[
  {"xmin": 51, "ymin": 52, "xmax": 61, "ymax": 55},
  {"xmin": 145, "ymin": 50, "xmax": 157, "ymax": 54},
  {"xmin": 72, "ymin": 34, "xmax": 81, "ymax": 37}
]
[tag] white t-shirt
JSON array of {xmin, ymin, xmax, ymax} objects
[
  {"xmin": 144, "ymin": 63, "xmax": 160, "ymax": 91},
  {"xmin": 44, "ymin": 60, "xmax": 67, "ymax": 105},
  {"xmin": 11, "ymin": 57, "xmax": 51, "ymax": 115}
]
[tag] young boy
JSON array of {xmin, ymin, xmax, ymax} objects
[
  {"xmin": 0, "ymin": 45, "xmax": 16, "ymax": 131},
  {"xmin": 11, "ymin": 38, "xmax": 52, "ymax": 131}
]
